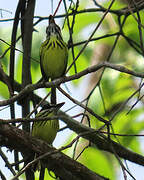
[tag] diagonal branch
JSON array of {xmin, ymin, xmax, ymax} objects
[
  {"xmin": 0, "ymin": 62, "xmax": 144, "ymax": 107},
  {"xmin": 57, "ymin": 111, "xmax": 144, "ymax": 167},
  {"xmin": 0, "ymin": 123, "xmax": 108, "ymax": 180},
  {"xmin": 1, "ymin": 111, "xmax": 144, "ymax": 167}
]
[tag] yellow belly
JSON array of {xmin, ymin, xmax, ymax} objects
[
  {"xmin": 40, "ymin": 37, "xmax": 68, "ymax": 80},
  {"xmin": 32, "ymin": 119, "xmax": 59, "ymax": 144}
]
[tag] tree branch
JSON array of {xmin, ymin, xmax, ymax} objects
[
  {"xmin": 0, "ymin": 123, "xmax": 108, "ymax": 180},
  {"xmin": 57, "ymin": 111, "xmax": 144, "ymax": 167},
  {"xmin": 0, "ymin": 62, "xmax": 144, "ymax": 107},
  {"xmin": 1, "ymin": 111, "xmax": 144, "ymax": 167}
]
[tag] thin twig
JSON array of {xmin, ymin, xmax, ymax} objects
[
  {"xmin": 11, "ymin": 135, "xmax": 81, "ymax": 180},
  {"xmin": 0, "ymin": 148, "xmax": 17, "ymax": 176},
  {"xmin": 58, "ymin": 86, "xmax": 109, "ymax": 124},
  {"xmin": 66, "ymin": 0, "xmax": 116, "ymax": 73}
]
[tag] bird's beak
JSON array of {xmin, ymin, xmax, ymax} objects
[{"xmin": 55, "ymin": 102, "xmax": 65, "ymax": 111}]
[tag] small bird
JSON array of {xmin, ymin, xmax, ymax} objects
[
  {"xmin": 40, "ymin": 15, "xmax": 68, "ymax": 104},
  {"xmin": 32, "ymin": 102, "xmax": 64, "ymax": 179},
  {"xmin": 32, "ymin": 102, "xmax": 64, "ymax": 144}
]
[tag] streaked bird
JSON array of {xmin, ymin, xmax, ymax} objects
[
  {"xmin": 32, "ymin": 102, "xmax": 64, "ymax": 179},
  {"xmin": 40, "ymin": 15, "xmax": 68, "ymax": 104},
  {"xmin": 32, "ymin": 102, "xmax": 64, "ymax": 144}
]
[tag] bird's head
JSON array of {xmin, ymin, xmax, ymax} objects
[
  {"xmin": 46, "ymin": 15, "xmax": 62, "ymax": 40},
  {"xmin": 41, "ymin": 102, "xmax": 65, "ymax": 113}
]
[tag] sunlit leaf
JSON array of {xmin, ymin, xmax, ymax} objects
[{"xmin": 80, "ymin": 147, "xmax": 116, "ymax": 179}]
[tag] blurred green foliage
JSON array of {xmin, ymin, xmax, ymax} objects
[{"xmin": 1, "ymin": 1, "xmax": 144, "ymax": 180}]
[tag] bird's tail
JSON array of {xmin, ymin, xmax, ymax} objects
[
  {"xmin": 39, "ymin": 167, "xmax": 45, "ymax": 180},
  {"xmin": 51, "ymin": 87, "xmax": 56, "ymax": 104}
]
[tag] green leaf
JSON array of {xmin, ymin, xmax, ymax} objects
[
  {"xmin": 0, "ymin": 81, "xmax": 9, "ymax": 99},
  {"xmin": 80, "ymin": 147, "xmax": 116, "ymax": 179}
]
